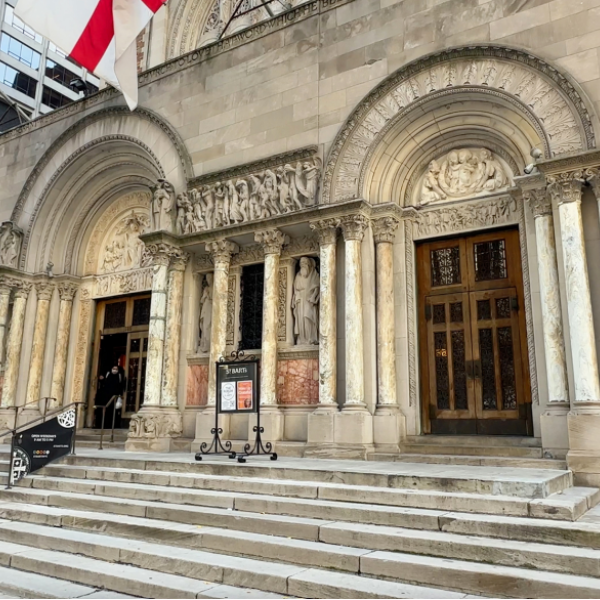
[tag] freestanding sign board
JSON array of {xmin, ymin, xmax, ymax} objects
[
  {"xmin": 10, "ymin": 408, "xmax": 76, "ymax": 485},
  {"xmin": 217, "ymin": 361, "xmax": 258, "ymax": 414}
]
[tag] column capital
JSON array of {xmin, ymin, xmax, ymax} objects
[
  {"xmin": 205, "ymin": 240, "xmax": 239, "ymax": 264},
  {"xmin": 34, "ymin": 281, "xmax": 55, "ymax": 301},
  {"xmin": 340, "ymin": 214, "xmax": 369, "ymax": 242},
  {"xmin": 57, "ymin": 282, "xmax": 78, "ymax": 302},
  {"xmin": 145, "ymin": 242, "xmax": 183, "ymax": 267},
  {"xmin": 12, "ymin": 280, "xmax": 32, "ymax": 299},
  {"xmin": 170, "ymin": 251, "xmax": 191, "ymax": 272},
  {"xmin": 547, "ymin": 171, "xmax": 585, "ymax": 206},
  {"xmin": 0, "ymin": 275, "xmax": 13, "ymax": 295},
  {"xmin": 523, "ymin": 187, "xmax": 552, "ymax": 219},
  {"xmin": 310, "ymin": 218, "xmax": 339, "ymax": 246},
  {"xmin": 255, "ymin": 229, "xmax": 288, "ymax": 256},
  {"xmin": 372, "ymin": 216, "xmax": 400, "ymax": 243},
  {"xmin": 584, "ymin": 167, "xmax": 600, "ymax": 199}
]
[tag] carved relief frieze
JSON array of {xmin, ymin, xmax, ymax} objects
[
  {"xmin": 0, "ymin": 222, "xmax": 23, "ymax": 268},
  {"xmin": 95, "ymin": 268, "xmax": 153, "ymax": 298},
  {"xmin": 179, "ymin": 150, "xmax": 321, "ymax": 235},
  {"xmin": 414, "ymin": 196, "xmax": 518, "ymax": 238},
  {"xmin": 128, "ymin": 411, "xmax": 183, "ymax": 439}
]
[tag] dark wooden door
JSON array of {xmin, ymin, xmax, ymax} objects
[{"xmin": 417, "ymin": 229, "xmax": 532, "ymax": 435}]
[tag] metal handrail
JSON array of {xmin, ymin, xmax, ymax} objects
[
  {"xmin": 0, "ymin": 397, "xmax": 57, "ymax": 439},
  {"xmin": 5, "ymin": 401, "xmax": 83, "ymax": 490},
  {"xmin": 95, "ymin": 395, "xmax": 119, "ymax": 450}
]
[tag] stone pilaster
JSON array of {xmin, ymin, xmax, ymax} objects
[
  {"xmin": 161, "ymin": 251, "xmax": 190, "ymax": 407},
  {"xmin": 253, "ymin": 229, "xmax": 287, "ymax": 442},
  {"xmin": 25, "ymin": 281, "xmax": 55, "ymax": 411},
  {"xmin": 0, "ymin": 281, "xmax": 31, "ymax": 429},
  {"xmin": 335, "ymin": 214, "xmax": 373, "ymax": 452},
  {"xmin": 523, "ymin": 181, "xmax": 570, "ymax": 454},
  {"xmin": 126, "ymin": 242, "xmax": 183, "ymax": 452},
  {"xmin": 372, "ymin": 216, "xmax": 404, "ymax": 450},
  {"xmin": 306, "ymin": 219, "xmax": 339, "ymax": 450},
  {"xmin": 548, "ymin": 170, "xmax": 600, "ymax": 483},
  {"xmin": 50, "ymin": 283, "xmax": 78, "ymax": 408},
  {"xmin": 0, "ymin": 276, "xmax": 12, "ymax": 367}
]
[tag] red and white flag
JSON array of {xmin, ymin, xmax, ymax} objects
[{"xmin": 15, "ymin": 0, "xmax": 166, "ymax": 110}]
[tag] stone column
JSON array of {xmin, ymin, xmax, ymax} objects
[
  {"xmin": 161, "ymin": 251, "xmax": 190, "ymax": 407},
  {"xmin": 306, "ymin": 219, "xmax": 339, "ymax": 452},
  {"xmin": 0, "ymin": 276, "xmax": 12, "ymax": 367},
  {"xmin": 254, "ymin": 229, "xmax": 287, "ymax": 442},
  {"xmin": 372, "ymin": 216, "xmax": 405, "ymax": 451},
  {"xmin": 548, "ymin": 171, "xmax": 600, "ymax": 484},
  {"xmin": 25, "ymin": 281, "xmax": 55, "ymax": 411},
  {"xmin": 126, "ymin": 242, "xmax": 183, "ymax": 453},
  {"xmin": 50, "ymin": 283, "xmax": 78, "ymax": 407},
  {"xmin": 0, "ymin": 281, "xmax": 31, "ymax": 429},
  {"xmin": 335, "ymin": 214, "xmax": 373, "ymax": 453},
  {"xmin": 523, "ymin": 183, "xmax": 570, "ymax": 454}
]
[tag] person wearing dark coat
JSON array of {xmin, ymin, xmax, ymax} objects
[{"xmin": 101, "ymin": 365, "xmax": 126, "ymax": 428}]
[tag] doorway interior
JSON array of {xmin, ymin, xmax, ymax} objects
[
  {"xmin": 88, "ymin": 294, "xmax": 151, "ymax": 428},
  {"xmin": 417, "ymin": 227, "xmax": 532, "ymax": 436}
]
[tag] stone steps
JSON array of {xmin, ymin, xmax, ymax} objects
[
  {"xmin": 393, "ymin": 453, "xmax": 567, "ymax": 470},
  {"xmin": 404, "ymin": 435, "xmax": 542, "ymax": 447},
  {"xmin": 401, "ymin": 444, "xmax": 544, "ymax": 458},
  {"xmin": 0, "ymin": 525, "xmax": 474, "ymax": 599}
]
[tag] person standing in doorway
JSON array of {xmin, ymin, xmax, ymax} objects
[{"xmin": 104, "ymin": 365, "xmax": 125, "ymax": 428}]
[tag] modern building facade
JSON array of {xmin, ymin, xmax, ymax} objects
[{"xmin": 0, "ymin": 0, "xmax": 599, "ymax": 484}]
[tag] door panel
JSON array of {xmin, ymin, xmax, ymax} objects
[{"xmin": 418, "ymin": 228, "xmax": 531, "ymax": 435}]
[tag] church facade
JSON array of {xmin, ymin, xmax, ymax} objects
[{"xmin": 0, "ymin": 0, "xmax": 600, "ymax": 483}]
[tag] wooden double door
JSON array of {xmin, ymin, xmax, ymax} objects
[{"xmin": 417, "ymin": 229, "xmax": 532, "ymax": 435}]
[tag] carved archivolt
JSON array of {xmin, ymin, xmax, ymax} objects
[{"xmin": 324, "ymin": 46, "xmax": 595, "ymax": 204}]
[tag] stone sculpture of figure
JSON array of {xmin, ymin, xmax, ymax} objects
[
  {"xmin": 248, "ymin": 175, "xmax": 262, "ymax": 221},
  {"xmin": 292, "ymin": 257, "xmax": 320, "ymax": 345},
  {"xmin": 236, "ymin": 179, "xmax": 250, "ymax": 222},
  {"xmin": 198, "ymin": 273, "xmax": 214, "ymax": 353},
  {"xmin": 420, "ymin": 160, "xmax": 447, "ymax": 205},
  {"xmin": 284, "ymin": 164, "xmax": 304, "ymax": 210},
  {"xmin": 201, "ymin": 186, "xmax": 215, "ymax": 230},
  {"xmin": 228, "ymin": 180, "xmax": 244, "ymax": 224},
  {"xmin": 102, "ymin": 240, "xmax": 123, "ymax": 273},
  {"xmin": 478, "ymin": 149, "xmax": 509, "ymax": 191},
  {"xmin": 176, "ymin": 192, "xmax": 190, "ymax": 234},
  {"xmin": 190, "ymin": 188, "xmax": 206, "ymax": 231},
  {"xmin": 150, "ymin": 179, "xmax": 175, "ymax": 232},
  {"xmin": 302, "ymin": 161, "xmax": 320, "ymax": 205},
  {"xmin": 0, "ymin": 222, "xmax": 21, "ymax": 267}
]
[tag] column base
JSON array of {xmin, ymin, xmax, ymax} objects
[
  {"xmin": 125, "ymin": 406, "xmax": 183, "ymax": 453},
  {"xmin": 334, "ymin": 408, "xmax": 373, "ymax": 446},
  {"xmin": 193, "ymin": 407, "xmax": 232, "ymax": 451},
  {"xmin": 373, "ymin": 405, "xmax": 406, "ymax": 451},
  {"xmin": 249, "ymin": 406, "xmax": 284, "ymax": 443},
  {"xmin": 567, "ymin": 410, "xmax": 600, "ymax": 486},
  {"xmin": 540, "ymin": 405, "xmax": 569, "ymax": 459},
  {"xmin": 307, "ymin": 404, "xmax": 338, "ymax": 445}
]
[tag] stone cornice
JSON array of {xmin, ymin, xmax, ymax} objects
[{"xmin": 536, "ymin": 149, "xmax": 600, "ymax": 176}]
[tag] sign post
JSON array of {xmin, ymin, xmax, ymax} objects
[{"xmin": 195, "ymin": 353, "xmax": 277, "ymax": 463}]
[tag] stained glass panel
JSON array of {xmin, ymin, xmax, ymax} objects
[
  {"xmin": 240, "ymin": 263, "xmax": 265, "ymax": 350},
  {"xmin": 434, "ymin": 332, "xmax": 450, "ymax": 410},
  {"xmin": 474, "ymin": 240, "xmax": 508, "ymax": 281},
  {"xmin": 452, "ymin": 330, "xmax": 468, "ymax": 410},
  {"xmin": 450, "ymin": 302, "xmax": 463, "ymax": 323},
  {"xmin": 496, "ymin": 297, "xmax": 511, "ymax": 319},
  {"xmin": 431, "ymin": 247, "xmax": 461, "ymax": 287},
  {"xmin": 477, "ymin": 299, "xmax": 491, "ymax": 321},
  {"xmin": 433, "ymin": 304, "xmax": 446, "ymax": 324},
  {"xmin": 479, "ymin": 328, "xmax": 497, "ymax": 410},
  {"xmin": 498, "ymin": 327, "xmax": 517, "ymax": 410}
]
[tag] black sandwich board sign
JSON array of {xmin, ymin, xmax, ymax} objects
[
  {"xmin": 10, "ymin": 408, "xmax": 76, "ymax": 485},
  {"xmin": 217, "ymin": 360, "xmax": 258, "ymax": 414}
]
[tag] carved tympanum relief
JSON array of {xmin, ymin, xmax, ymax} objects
[
  {"xmin": 292, "ymin": 257, "xmax": 320, "ymax": 346},
  {"xmin": 101, "ymin": 211, "xmax": 151, "ymax": 274},
  {"xmin": 177, "ymin": 158, "xmax": 322, "ymax": 235},
  {"xmin": 198, "ymin": 273, "xmax": 213, "ymax": 353},
  {"xmin": 418, "ymin": 148, "xmax": 511, "ymax": 206},
  {"xmin": 0, "ymin": 222, "xmax": 23, "ymax": 268}
]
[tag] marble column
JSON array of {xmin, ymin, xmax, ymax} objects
[
  {"xmin": 340, "ymin": 215, "xmax": 368, "ymax": 409},
  {"xmin": 548, "ymin": 171, "xmax": 600, "ymax": 483},
  {"xmin": 0, "ymin": 281, "xmax": 31, "ymax": 428},
  {"xmin": 161, "ymin": 251, "xmax": 190, "ymax": 407},
  {"xmin": 206, "ymin": 240, "xmax": 238, "ymax": 407},
  {"xmin": 310, "ymin": 219, "xmax": 339, "ymax": 408},
  {"xmin": 126, "ymin": 242, "xmax": 182, "ymax": 453},
  {"xmin": 50, "ymin": 283, "xmax": 78, "ymax": 407},
  {"xmin": 0, "ymin": 276, "xmax": 12, "ymax": 367},
  {"xmin": 254, "ymin": 229, "xmax": 287, "ymax": 442},
  {"xmin": 25, "ymin": 281, "xmax": 55, "ymax": 408}
]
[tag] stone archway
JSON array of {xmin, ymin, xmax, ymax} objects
[{"xmin": 323, "ymin": 45, "xmax": 596, "ymax": 206}]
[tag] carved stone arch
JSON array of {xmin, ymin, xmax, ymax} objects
[
  {"xmin": 323, "ymin": 45, "xmax": 597, "ymax": 205},
  {"xmin": 168, "ymin": 0, "xmax": 214, "ymax": 58}
]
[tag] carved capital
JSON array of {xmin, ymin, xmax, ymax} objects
[
  {"xmin": 523, "ymin": 187, "xmax": 552, "ymax": 219},
  {"xmin": 547, "ymin": 171, "xmax": 585, "ymax": 206},
  {"xmin": 12, "ymin": 280, "xmax": 32, "ymax": 300},
  {"xmin": 255, "ymin": 229, "xmax": 288, "ymax": 256},
  {"xmin": 205, "ymin": 240, "xmax": 239, "ymax": 264},
  {"xmin": 35, "ymin": 281, "xmax": 55, "ymax": 301},
  {"xmin": 0, "ymin": 275, "xmax": 13, "ymax": 295},
  {"xmin": 340, "ymin": 214, "xmax": 369, "ymax": 242},
  {"xmin": 57, "ymin": 283, "xmax": 78, "ymax": 302},
  {"xmin": 584, "ymin": 167, "xmax": 600, "ymax": 200},
  {"xmin": 372, "ymin": 216, "xmax": 400, "ymax": 243},
  {"xmin": 170, "ymin": 251, "xmax": 191, "ymax": 272},
  {"xmin": 310, "ymin": 218, "xmax": 339, "ymax": 246},
  {"xmin": 145, "ymin": 243, "xmax": 182, "ymax": 267}
]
